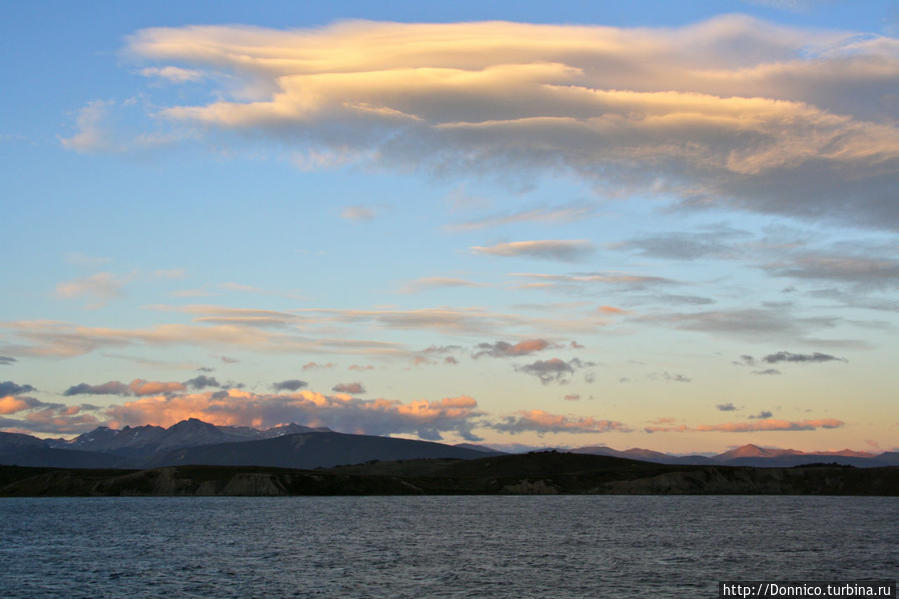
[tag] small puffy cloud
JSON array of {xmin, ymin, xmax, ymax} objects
[
  {"xmin": 183, "ymin": 375, "xmax": 221, "ymax": 390},
  {"xmin": 63, "ymin": 381, "xmax": 131, "ymax": 396},
  {"xmin": 762, "ymin": 351, "xmax": 847, "ymax": 364},
  {"xmin": 348, "ymin": 364, "xmax": 375, "ymax": 371},
  {"xmin": 0, "ymin": 356, "xmax": 15, "ymax": 366},
  {"xmin": 0, "ymin": 396, "xmax": 31, "ymax": 415},
  {"xmin": 563, "ymin": 394, "xmax": 581, "ymax": 401},
  {"xmin": 341, "ymin": 205, "xmax": 377, "ymax": 222},
  {"xmin": 302, "ymin": 362, "xmax": 336, "ymax": 370},
  {"xmin": 55, "ymin": 272, "xmax": 128, "ymax": 309},
  {"xmin": 648, "ymin": 371, "xmax": 692, "ymax": 383},
  {"xmin": 491, "ymin": 410, "xmax": 629, "ymax": 435},
  {"xmin": 0, "ymin": 381, "xmax": 36, "ymax": 396},
  {"xmin": 645, "ymin": 418, "xmax": 844, "ymax": 433},
  {"xmin": 516, "ymin": 357, "xmax": 594, "ymax": 385},
  {"xmin": 332, "ymin": 382, "xmax": 365, "ymax": 394},
  {"xmin": 140, "ymin": 66, "xmax": 203, "ymax": 83},
  {"xmin": 598, "ymin": 306, "xmax": 627, "ymax": 315},
  {"xmin": 471, "ymin": 240, "xmax": 594, "ymax": 262},
  {"xmin": 749, "ymin": 410, "xmax": 774, "ymax": 419},
  {"xmin": 473, "ymin": 339, "xmax": 551, "ymax": 358},
  {"xmin": 129, "ymin": 379, "xmax": 186, "ymax": 396},
  {"xmin": 444, "ymin": 356, "xmax": 459, "ymax": 365},
  {"xmin": 272, "ymin": 379, "xmax": 308, "ymax": 392},
  {"xmin": 717, "ymin": 403, "xmax": 738, "ymax": 411}
]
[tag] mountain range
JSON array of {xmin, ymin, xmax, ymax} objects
[{"xmin": 1, "ymin": 420, "xmax": 897, "ymax": 469}]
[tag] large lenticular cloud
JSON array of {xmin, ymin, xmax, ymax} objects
[{"xmin": 125, "ymin": 17, "xmax": 899, "ymax": 228}]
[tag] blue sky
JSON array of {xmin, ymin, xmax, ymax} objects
[{"xmin": 1, "ymin": 0, "xmax": 897, "ymax": 452}]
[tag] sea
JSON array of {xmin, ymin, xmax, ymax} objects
[{"xmin": 0, "ymin": 495, "xmax": 895, "ymax": 598}]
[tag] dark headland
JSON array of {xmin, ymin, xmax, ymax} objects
[{"xmin": 2, "ymin": 451, "xmax": 897, "ymax": 496}]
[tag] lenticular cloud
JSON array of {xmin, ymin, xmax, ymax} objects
[{"xmin": 126, "ymin": 17, "xmax": 899, "ymax": 228}]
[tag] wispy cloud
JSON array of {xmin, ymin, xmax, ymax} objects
[
  {"xmin": 55, "ymin": 272, "xmax": 129, "ymax": 309},
  {"xmin": 645, "ymin": 418, "xmax": 844, "ymax": 433},
  {"xmin": 398, "ymin": 276, "xmax": 486, "ymax": 294},
  {"xmin": 446, "ymin": 203, "xmax": 596, "ymax": 232},
  {"xmin": 471, "ymin": 240, "xmax": 594, "ymax": 262},
  {"xmin": 340, "ymin": 205, "xmax": 378, "ymax": 222},
  {"xmin": 491, "ymin": 410, "xmax": 629, "ymax": 435}
]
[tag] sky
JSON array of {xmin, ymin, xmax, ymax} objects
[{"xmin": 1, "ymin": 0, "xmax": 898, "ymax": 453}]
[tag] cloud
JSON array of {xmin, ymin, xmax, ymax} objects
[
  {"xmin": 491, "ymin": 410, "xmax": 629, "ymax": 435},
  {"xmin": 645, "ymin": 418, "xmax": 844, "ymax": 433},
  {"xmin": 0, "ymin": 319, "xmax": 404, "ymax": 359},
  {"xmin": 753, "ymin": 368, "xmax": 781, "ymax": 375},
  {"xmin": 55, "ymin": 272, "xmax": 128, "ymax": 309},
  {"xmin": 762, "ymin": 351, "xmax": 847, "ymax": 364},
  {"xmin": 332, "ymin": 382, "xmax": 366, "ymax": 394},
  {"xmin": 0, "ymin": 381, "xmax": 36, "ymax": 396},
  {"xmin": 398, "ymin": 276, "xmax": 486, "ymax": 294},
  {"xmin": 471, "ymin": 240, "xmax": 594, "ymax": 262},
  {"xmin": 127, "ymin": 18, "xmax": 899, "ymax": 230},
  {"xmin": 140, "ymin": 66, "xmax": 203, "ymax": 83},
  {"xmin": 59, "ymin": 100, "xmax": 116, "ymax": 153},
  {"xmin": 563, "ymin": 394, "xmax": 581, "ymax": 401},
  {"xmin": 473, "ymin": 339, "xmax": 551, "ymax": 358},
  {"xmin": 302, "ymin": 362, "xmax": 336, "ymax": 370},
  {"xmin": 0, "ymin": 396, "xmax": 32, "ymax": 415},
  {"xmin": 512, "ymin": 271, "xmax": 677, "ymax": 292},
  {"xmin": 445, "ymin": 203, "xmax": 597, "ymax": 232},
  {"xmin": 648, "ymin": 371, "xmax": 692, "ymax": 383},
  {"xmin": 598, "ymin": 306, "xmax": 627, "ymax": 315},
  {"xmin": 516, "ymin": 357, "xmax": 595, "ymax": 385},
  {"xmin": 103, "ymin": 389, "xmax": 483, "ymax": 441},
  {"xmin": 129, "ymin": 379, "xmax": 186, "ymax": 396},
  {"xmin": 762, "ymin": 253, "xmax": 899, "ymax": 290},
  {"xmin": 642, "ymin": 307, "xmax": 841, "ymax": 343},
  {"xmin": 612, "ymin": 226, "xmax": 749, "ymax": 260},
  {"xmin": 63, "ymin": 381, "xmax": 131, "ymax": 396},
  {"xmin": 749, "ymin": 410, "xmax": 774, "ymax": 419},
  {"xmin": 348, "ymin": 364, "xmax": 374, "ymax": 371},
  {"xmin": 183, "ymin": 375, "xmax": 221, "ymax": 390},
  {"xmin": 717, "ymin": 403, "xmax": 738, "ymax": 411},
  {"xmin": 340, "ymin": 205, "xmax": 377, "ymax": 221},
  {"xmin": 272, "ymin": 379, "xmax": 308, "ymax": 392},
  {"xmin": 0, "ymin": 357, "xmax": 15, "ymax": 366}
]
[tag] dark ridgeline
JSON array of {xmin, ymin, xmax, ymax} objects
[
  {"xmin": 1, "ymin": 419, "xmax": 898, "ymax": 496},
  {"xmin": 1, "ymin": 451, "xmax": 897, "ymax": 497}
]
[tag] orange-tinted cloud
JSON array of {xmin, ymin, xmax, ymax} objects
[
  {"xmin": 0, "ymin": 396, "xmax": 29, "ymax": 415},
  {"xmin": 129, "ymin": 379, "xmax": 186, "ymax": 396},
  {"xmin": 645, "ymin": 418, "xmax": 844, "ymax": 433}
]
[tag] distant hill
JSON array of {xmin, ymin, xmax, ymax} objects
[
  {"xmin": 2, "ymin": 452, "xmax": 897, "ymax": 496},
  {"xmin": 573, "ymin": 443, "xmax": 899, "ymax": 468},
  {"xmin": 3, "ymin": 424, "xmax": 898, "ymax": 470},
  {"xmin": 149, "ymin": 431, "xmax": 494, "ymax": 469}
]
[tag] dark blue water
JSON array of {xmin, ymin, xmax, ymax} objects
[{"xmin": 0, "ymin": 496, "xmax": 896, "ymax": 598}]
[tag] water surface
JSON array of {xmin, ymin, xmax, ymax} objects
[{"xmin": 1, "ymin": 496, "xmax": 895, "ymax": 598}]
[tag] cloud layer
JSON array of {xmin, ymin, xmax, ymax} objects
[{"xmin": 121, "ymin": 18, "xmax": 899, "ymax": 229}]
